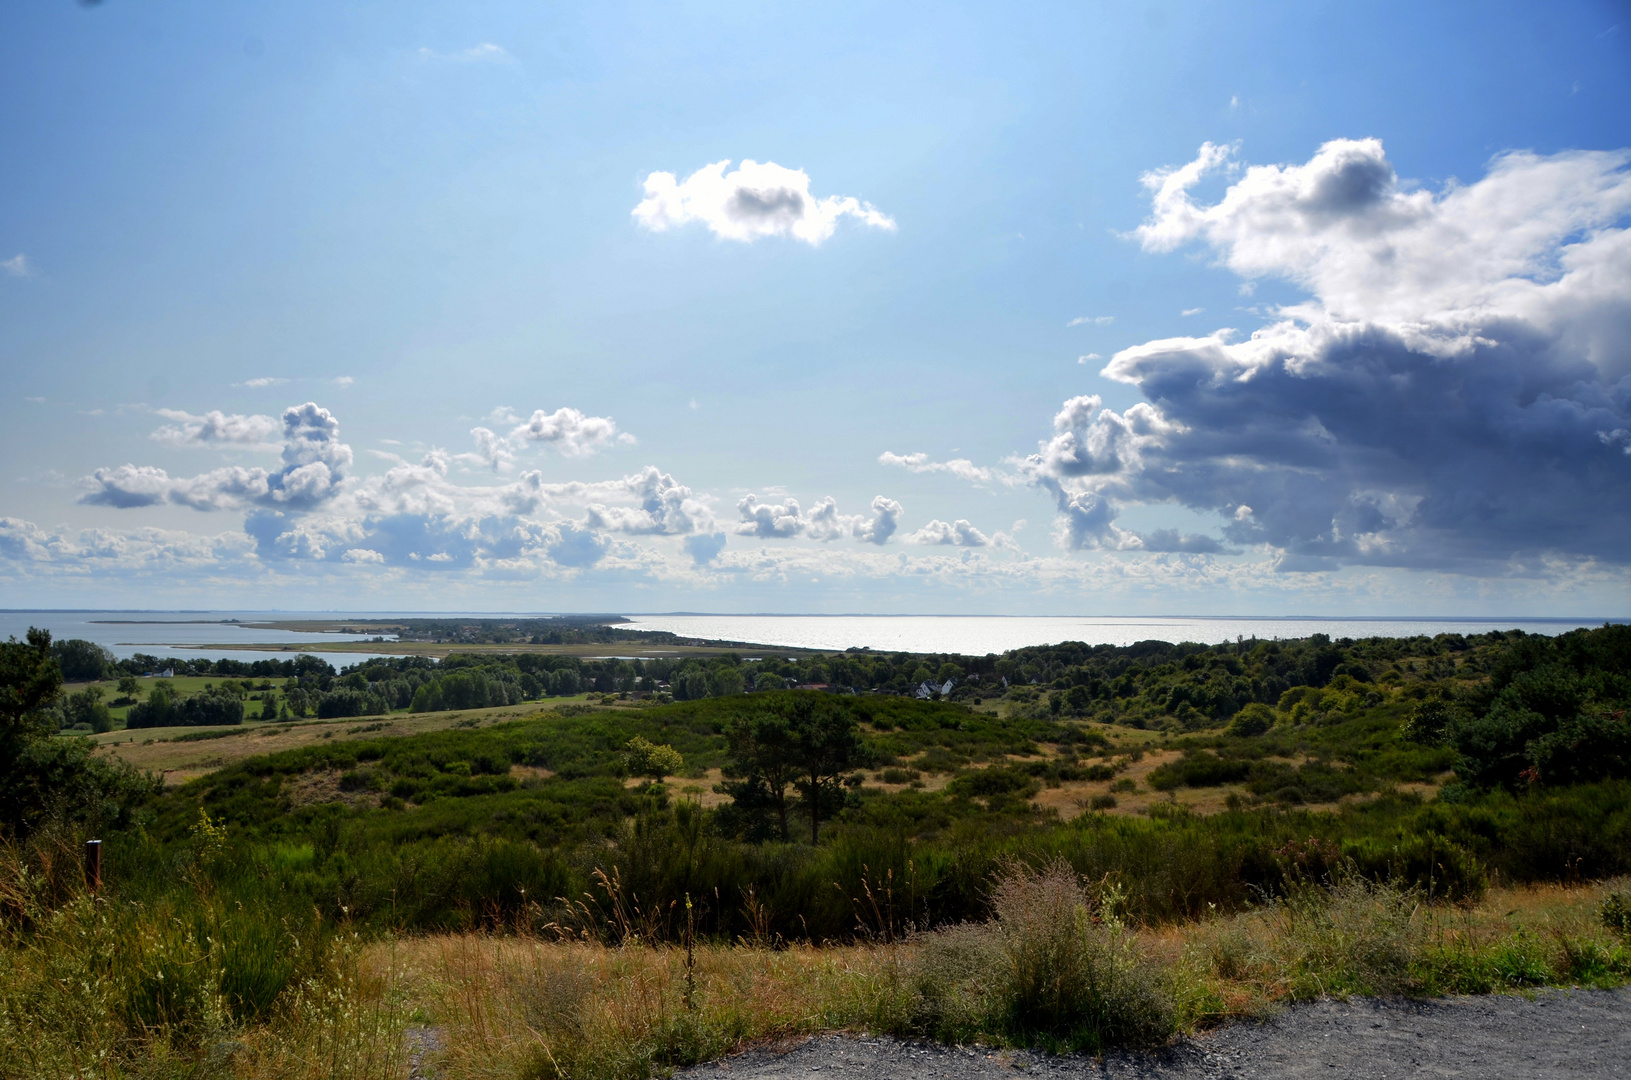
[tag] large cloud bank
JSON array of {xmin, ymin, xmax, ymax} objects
[
  {"xmin": 82, "ymin": 403, "xmax": 353, "ymax": 512},
  {"xmin": 1026, "ymin": 138, "xmax": 1631, "ymax": 570},
  {"xmin": 69, "ymin": 399, "xmax": 717, "ymax": 576},
  {"xmin": 633, "ymin": 160, "xmax": 895, "ymax": 245}
]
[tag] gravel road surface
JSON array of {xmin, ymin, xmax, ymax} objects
[{"xmin": 679, "ymin": 988, "xmax": 1630, "ymax": 1080}]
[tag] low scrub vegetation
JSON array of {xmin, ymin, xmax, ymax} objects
[{"xmin": 3, "ymin": 622, "xmax": 1629, "ymax": 1076}]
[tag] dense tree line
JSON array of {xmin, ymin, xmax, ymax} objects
[{"xmin": 125, "ymin": 684, "xmax": 246, "ymax": 729}]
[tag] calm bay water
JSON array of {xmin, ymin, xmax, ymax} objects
[
  {"xmin": 0, "ymin": 610, "xmax": 398, "ymax": 668},
  {"xmin": 1, "ymin": 610, "xmax": 1618, "ymax": 664},
  {"xmin": 622, "ymin": 614, "xmax": 1619, "ymax": 655}
]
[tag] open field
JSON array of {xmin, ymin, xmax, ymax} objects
[{"xmin": 87, "ymin": 699, "xmax": 590, "ymax": 784}]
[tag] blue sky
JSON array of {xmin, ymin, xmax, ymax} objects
[{"xmin": 2, "ymin": 0, "xmax": 1629, "ymax": 614}]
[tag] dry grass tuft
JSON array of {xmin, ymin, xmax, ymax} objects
[{"xmin": 398, "ymin": 935, "xmax": 902, "ymax": 1080}]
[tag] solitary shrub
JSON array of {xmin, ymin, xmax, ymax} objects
[
  {"xmin": 1226, "ymin": 703, "xmax": 1276, "ymax": 738},
  {"xmin": 625, "ymin": 737, "xmax": 683, "ymax": 780},
  {"xmin": 989, "ymin": 860, "xmax": 1173, "ymax": 1049},
  {"xmin": 907, "ymin": 860, "xmax": 1174, "ymax": 1052}
]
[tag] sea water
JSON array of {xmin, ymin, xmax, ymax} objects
[
  {"xmin": 621, "ymin": 614, "xmax": 1618, "ymax": 655},
  {"xmin": 1, "ymin": 609, "xmax": 1616, "ymax": 663}
]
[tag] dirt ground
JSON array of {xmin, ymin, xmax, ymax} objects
[{"xmin": 678, "ymin": 988, "xmax": 1631, "ymax": 1080}]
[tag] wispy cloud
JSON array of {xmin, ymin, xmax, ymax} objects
[
  {"xmin": 418, "ymin": 43, "xmax": 514, "ymax": 64},
  {"xmin": 1076, "ymin": 353, "xmax": 1102, "ymax": 365},
  {"xmin": 150, "ymin": 409, "xmax": 283, "ymax": 449},
  {"xmin": 1067, "ymin": 315, "xmax": 1114, "ymax": 327},
  {"xmin": 1181, "ymin": 307, "xmax": 1204, "ymax": 316},
  {"xmin": 237, "ymin": 376, "xmax": 289, "ymax": 389},
  {"xmin": 879, "ymin": 451, "xmax": 1001, "ymax": 486},
  {"xmin": 2, "ymin": 254, "xmax": 32, "ymax": 278}
]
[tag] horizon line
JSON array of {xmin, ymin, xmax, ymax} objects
[{"xmin": 1, "ymin": 609, "xmax": 1623, "ymax": 622}]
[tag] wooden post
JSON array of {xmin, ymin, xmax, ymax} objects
[{"xmin": 84, "ymin": 839, "xmax": 102, "ymax": 893}]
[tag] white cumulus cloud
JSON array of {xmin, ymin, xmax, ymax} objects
[
  {"xmin": 81, "ymin": 402, "xmax": 353, "ymax": 512},
  {"xmin": 586, "ymin": 467, "xmax": 715, "ymax": 536},
  {"xmin": 462, "ymin": 407, "xmax": 634, "ymax": 470},
  {"xmin": 634, "ymin": 160, "xmax": 895, "ymax": 245},
  {"xmin": 507, "ymin": 407, "xmax": 635, "ymax": 457},
  {"xmin": 908, "ymin": 518, "xmax": 992, "ymax": 547},
  {"xmin": 734, "ymin": 493, "xmax": 901, "ymax": 544}
]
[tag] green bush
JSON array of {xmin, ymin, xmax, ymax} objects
[
  {"xmin": 1225, "ymin": 703, "xmax": 1276, "ymax": 738},
  {"xmin": 625, "ymin": 737, "xmax": 684, "ymax": 780}
]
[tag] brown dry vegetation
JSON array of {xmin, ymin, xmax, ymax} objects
[{"xmin": 360, "ymin": 875, "xmax": 1631, "ymax": 1080}]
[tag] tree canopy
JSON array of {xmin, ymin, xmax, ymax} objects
[
  {"xmin": 0, "ymin": 628, "xmax": 158, "ymax": 839},
  {"xmin": 720, "ymin": 697, "xmax": 860, "ymax": 843}
]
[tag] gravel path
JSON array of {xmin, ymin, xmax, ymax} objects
[{"xmin": 679, "ymin": 988, "xmax": 1631, "ymax": 1080}]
